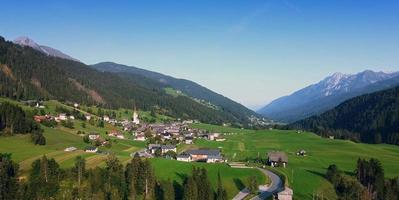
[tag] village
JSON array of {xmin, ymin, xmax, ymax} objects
[
  {"xmin": 29, "ymin": 101, "xmax": 295, "ymax": 199},
  {"xmin": 30, "ymin": 101, "xmax": 229, "ymax": 163}
]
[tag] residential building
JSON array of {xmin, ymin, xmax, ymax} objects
[{"xmin": 161, "ymin": 145, "xmax": 177, "ymax": 154}]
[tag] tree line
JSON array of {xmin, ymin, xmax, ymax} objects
[
  {"xmin": 0, "ymin": 102, "xmax": 45, "ymax": 145},
  {"xmin": 325, "ymin": 158, "xmax": 399, "ymax": 200},
  {"xmin": 0, "ymin": 153, "xmax": 230, "ymax": 200}
]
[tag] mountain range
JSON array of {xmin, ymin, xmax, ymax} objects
[
  {"xmin": 258, "ymin": 70, "xmax": 399, "ymax": 123},
  {"xmin": 1, "ymin": 36, "xmax": 262, "ymax": 126}
]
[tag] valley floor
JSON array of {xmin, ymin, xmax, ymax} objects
[{"xmin": 1, "ymin": 98, "xmax": 399, "ymax": 199}]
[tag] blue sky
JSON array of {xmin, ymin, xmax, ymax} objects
[{"xmin": 1, "ymin": 0, "xmax": 399, "ymax": 109}]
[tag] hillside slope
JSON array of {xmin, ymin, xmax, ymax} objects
[
  {"xmin": 258, "ymin": 70, "xmax": 399, "ymax": 122},
  {"xmin": 291, "ymin": 86, "xmax": 399, "ymax": 145},
  {"xmin": 91, "ymin": 62, "xmax": 260, "ymax": 122},
  {"xmin": 0, "ymin": 36, "xmax": 244, "ymax": 124}
]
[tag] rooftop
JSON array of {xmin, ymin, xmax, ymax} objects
[
  {"xmin": 268, "ymin": 151, "xmax": 288, "ymax": 162},
  {"xmin": 186, "ymin": 149, "xmax": 220, "ymax": 156}
]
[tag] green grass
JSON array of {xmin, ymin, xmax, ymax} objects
[
  {"xmin": 150, "ymin": 158, "xmax": 266, "ymax": 199},
  {"xmin": 190, "ymin": 124, "xmax": 399, "ymax": 199}
]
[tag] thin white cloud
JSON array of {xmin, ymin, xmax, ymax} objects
[{"xmin": 229, "ymin": 2, "xmax": 271, "ymax": 34}]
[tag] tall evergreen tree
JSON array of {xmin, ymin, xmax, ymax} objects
[
  {"xmin": 73, "ymin": 156, "xmax": 86, "ymax": 187},
  {"xmin": 0, "ymin": 153, "xmax": 19, "ymax": 200},
  {"xmin": 183, "ymin": 177, "xmax": 198, "ymax": 200},
  {"xmin": 216, "ymin": 171, "xmax": 227, "ymax": 200}
]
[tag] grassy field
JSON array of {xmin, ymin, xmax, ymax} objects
[
  {"xmin": 150, "ymin": 158, "xmax": 266, "ymax": 199},
  {"xmin": 190, "ymin": 123, "xmax": 399, "ymax": 199}
]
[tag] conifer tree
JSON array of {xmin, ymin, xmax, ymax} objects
[{"xmin": 183, "ymin": 177, "xmax": 198, "ymax": 200}]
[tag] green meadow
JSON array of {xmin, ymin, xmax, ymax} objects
[{"xmin": 190, "ymin": 123, "xmax": 399, "ymax": 199}]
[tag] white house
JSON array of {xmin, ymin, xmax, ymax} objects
[
  {"xmin": 74, "ymin": 103, "xmax": 79, "ymax": 108},
  {"xmin": 85, "ymin": 115, "xmax": 92, "ymax": 121},
  {"xmin": 103, "ymin": 115, "xmax": 110, "ymax": 122},
  {"xmin": 161, "ymin": 145, "xmax": 176, "ymax": 154},
  {"xmin": 88, "ymin": 134, "xmax": 100, "ymax": 140},
  {"xmin": 185, "ymin": 136, "xmax": 194, "ymax": 144}
]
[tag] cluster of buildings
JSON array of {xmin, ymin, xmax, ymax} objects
[
  {"xmin": 131, "ymin": 121, "xmax": 227, "ymax": 146},
  {"xmin": 33, "ymin": 113, "xmax": 77, "ymax": 123},
  {"xmin": 137, "ymin": 144, "xmax": 225, "ymax": 164}
]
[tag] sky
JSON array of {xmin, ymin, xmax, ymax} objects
[{"xmin": 1, "ymin": 0, "xmax": 399, "ymax": 110}]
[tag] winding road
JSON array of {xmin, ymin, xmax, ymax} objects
[{"xmin": 232, "ymin": 168, "xmax": 284, "ymax": 200}]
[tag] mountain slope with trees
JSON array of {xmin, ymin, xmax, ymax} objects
[
  {"xmin": 0, "ymin": 36, "xmax": 248, "ymax": 125},
  {"xmin": 91, "ymin": 62, "xmax": 261, "ymax": 123},
  {"xmin": 291, "ymin": 86, "xmax": 399, "ymax": 145}
]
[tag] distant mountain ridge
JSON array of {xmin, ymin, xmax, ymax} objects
[
  {"xmin": 91, "ymin": 62, "xmax": 261, "ymax": 123},
  {"xmin": 13, "ymin": 36, "xmax": 80, "ymax": 62},
  {"xmin": 258, "ymin": 70, "xmax": 399, "ymax": 122}
]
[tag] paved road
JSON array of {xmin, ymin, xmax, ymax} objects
[
  {"xmin": 250, "ymin": 168, "xmax": 283, "ymax": 200},
  {"xmin": 232, "ymin": 188, "xmax": 250, "ymax": 200},
  {"xmin": 232, "ymin": 168, "xmax": 283, "ymax": 200}
]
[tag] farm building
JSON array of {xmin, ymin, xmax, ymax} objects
[
  {"xmin": 184, "ymin": 149, "xmax": 222, "ymax": 162},
  {"xmin": 267, "ymin": 151, "xmax": 288, "ymax": 168}
]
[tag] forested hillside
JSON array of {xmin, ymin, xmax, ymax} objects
[
  {"xmin": 291, "ymin": 86, "xmax": 399, "ymax": 145},
  {"xmin": 92, "ymin": 62, "xmax": 260, "ymax": 123},
  {"xmin": 0, "ymin": 36, "xmax": 246, "ymax": 125}
]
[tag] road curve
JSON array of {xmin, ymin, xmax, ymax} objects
[{"xmin": 250, "ymin": 168, "xmax": 284, "ymax": 200}]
